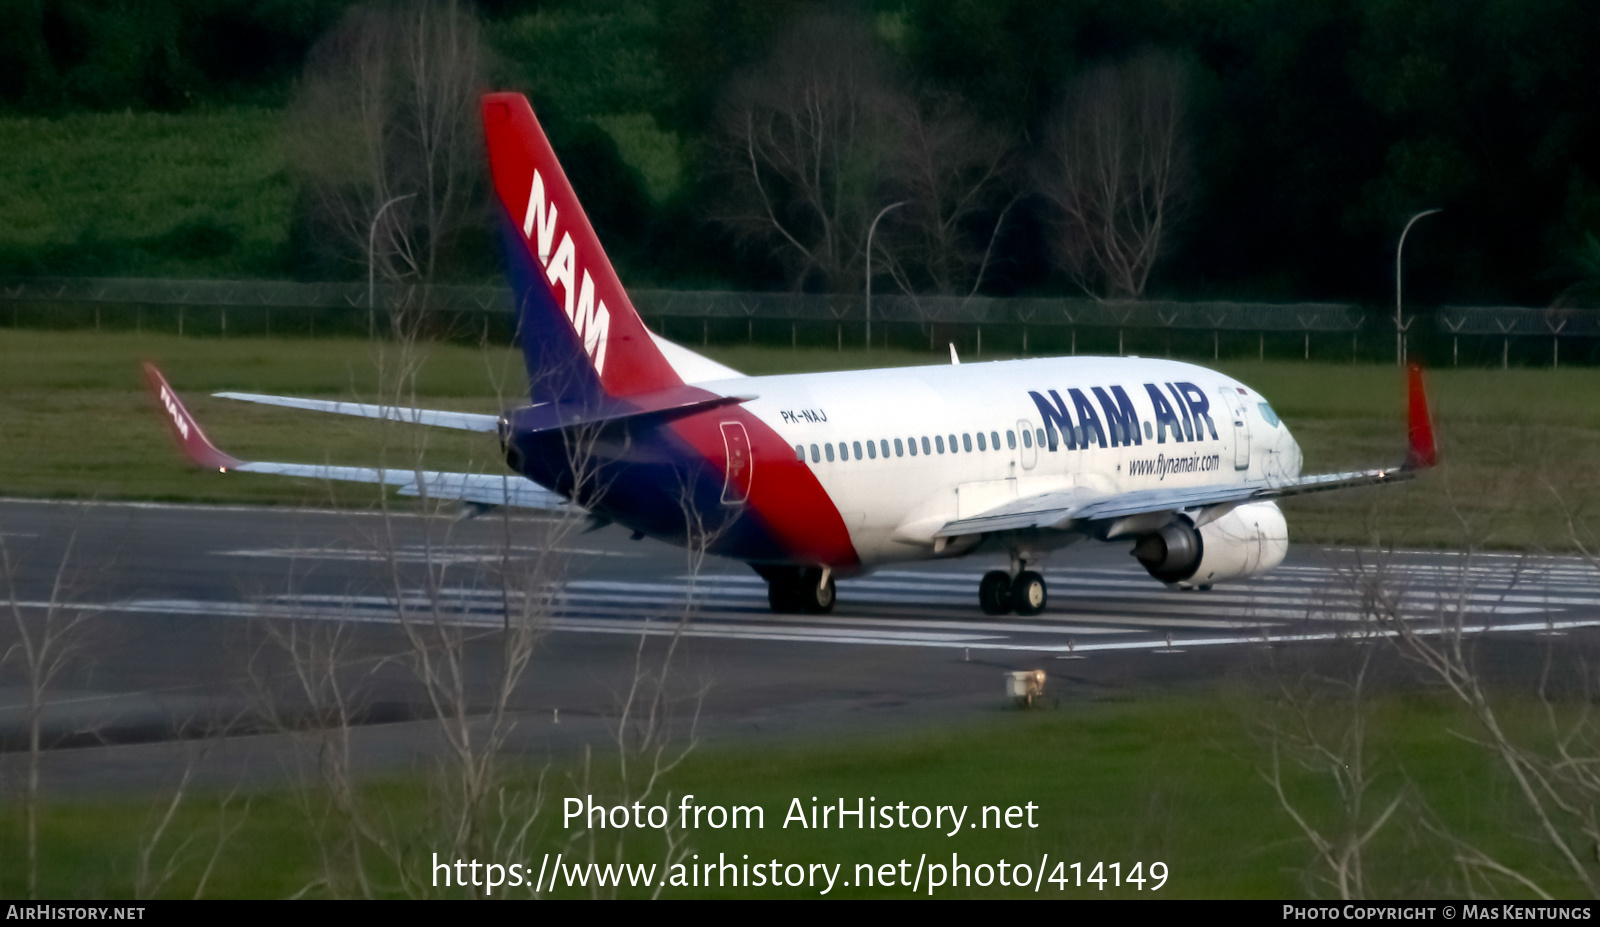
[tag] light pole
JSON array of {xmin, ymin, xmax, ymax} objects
[
  {"xmin": 865, "ymin": 201, "xmax": 905, "ymax": 350},
  {"xmin": 1395, "ymin": 208, "xmax": 1441, "ymax": 367},
  {"xmin": 369, "ymin": 193, "xmax": 415, "ymax": 339}
]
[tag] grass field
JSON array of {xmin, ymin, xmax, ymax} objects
[
  {"xmin": 0, "ymin": 688, "xmax": 1585, "ymax": 898},
  {"xmin": 1, "ymin": 328, "xmax": 1594, "ymax": 550}
]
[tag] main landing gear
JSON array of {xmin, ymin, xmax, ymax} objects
[
  {"xmin": 763, "ymin": 566, "xmax": 836, "ymax": 614},
  {"xmin": 980, "ymin": 568, "xmax": 1048, "ymax": 617}
]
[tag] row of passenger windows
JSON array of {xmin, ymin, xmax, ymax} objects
[
  {"xmin": 795, "ymin": 428, "xmax": 1032, "ymax": 464},
  {"xmin": 793, "ymin": 419, "xmax": 1145, "ymax": 464}
]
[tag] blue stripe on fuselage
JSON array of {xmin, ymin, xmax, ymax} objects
[
  {"xmin": 495, "ymin": 208, "xmax": 608, "ymax": 407},
  {"xmin": 505, "ymin": 416, "xmax": 795, "ymax": 563}
]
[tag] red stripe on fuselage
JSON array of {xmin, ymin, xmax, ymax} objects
[{"xmin": 666, "ymin": 407, "xmax": 859, "ymax": 570}]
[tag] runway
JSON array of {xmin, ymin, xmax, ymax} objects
[{"xmin": 1, "ymin": 497, "xmax": 1596, "ymax": 789}]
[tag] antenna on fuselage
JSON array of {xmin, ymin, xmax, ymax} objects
[{"xmin": 949, "ymin": 343, "xmax": 960, "ymax": 366}]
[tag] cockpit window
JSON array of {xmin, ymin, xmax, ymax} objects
[{"xmin": 1257, "ymin": 402, "xmax": 1281, "ymax": 427}]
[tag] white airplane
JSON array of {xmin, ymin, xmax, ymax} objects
[{"xmin": 145, "ymin": 91, "xmax": 1436, "ymax": 617}]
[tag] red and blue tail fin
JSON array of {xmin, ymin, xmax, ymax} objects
[{"xmin": 482, "ymin": 93, "xmax": 682, "ymax": 405}]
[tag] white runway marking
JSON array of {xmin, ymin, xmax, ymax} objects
[
  {"xmin": 5, "ymin": 549, "xmax": 1593, "ymax": 654},
  {"xmin": 217, "ymin": 544, "xmax": 642, "ymax": 563}
]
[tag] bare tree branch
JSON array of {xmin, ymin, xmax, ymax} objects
[
  {"xmin": 1036, "ymin": 51, "xmax": 1190, "ymax": 299},
  {"xmin": 715, "ymin": 14, "xmax": 901, "ymax": 292},
  {"xmin": 289, "ymin": 1, "xmax": 484, "ymax": 287}
]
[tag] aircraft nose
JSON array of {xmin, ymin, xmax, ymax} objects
[{"xmin": 1280, "ymin": 426, "xmax": 1304, "ymax": 477}]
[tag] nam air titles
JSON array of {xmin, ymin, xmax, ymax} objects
[{"xmin": 1026, "ymin": 381, "xmax": 1219, "ymax": 450}]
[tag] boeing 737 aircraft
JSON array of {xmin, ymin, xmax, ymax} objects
[{"xmin": 145, "ymin": 92, "xmax": 1436, "ymax": 617}]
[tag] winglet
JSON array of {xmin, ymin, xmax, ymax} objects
[
  {"xmin": 142, "ymin": 363, "xmax": 244, "ymax": 472},
  {"xmin": 1404, "ymin": 363, "xmax": 1437, "ymax": 470}
]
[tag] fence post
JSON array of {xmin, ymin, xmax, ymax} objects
[{"xmin": 1443, "ymin": 317, "xmax": 1464, "ymax": 367}]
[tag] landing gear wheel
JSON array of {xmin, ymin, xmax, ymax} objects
[
  {"xmin": 1012, "ymin": 570, "xmax": 1048, "ymax": 616},
  {"xmin": 979, "ymin": 570, "xmax": 1014, "ymax": 616},
  {"xmin": 767, "ymin": 572, "xmax": 803, "ymax": 613},
  {"xmin": 797, "ymin": 567, "xmax": 836, "ymax": 614}
]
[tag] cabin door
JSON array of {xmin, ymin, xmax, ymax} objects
[{"xmin": 1216, "ymin": 388, "xmax": 1251, "ymax": 471}]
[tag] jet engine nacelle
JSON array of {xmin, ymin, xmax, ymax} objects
[{"xmin": 1132, "ymin": 501, "xmax": 1288, "ymax": 588}]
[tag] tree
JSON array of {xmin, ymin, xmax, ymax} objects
[
  {"xmin": 716, "ymin": 14, "xmax": 902, "ymax": 292},
  {"xmin": 288, "ymin": 0, "xmax": 484, "ymax": 285},
  {"xmin": 1036, "ymin": 51, "xmax": 1191, "ymax": 300},
  {"xmin": 879, "ymin": 93, "xmax": 1017, "ymax": 298},
  {"xmin": 1, "ymin": 519, "xmax": 94, "ymax": 899}
]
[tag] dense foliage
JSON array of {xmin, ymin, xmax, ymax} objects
[{"xmin": 1, "ymin": 0, "xmax": 1596, "ymax": 306}]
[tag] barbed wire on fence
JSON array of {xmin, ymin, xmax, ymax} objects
[
  {"xmin": 1437, "ymin": 306, "xmax": 1600, "ymax": 336},
  {"xmin": 4, "ymin": 278, "xmax": 1599, "ymax": 366},
  {"xmin": 1, "ymin": 277, "xmax": 1375, "ymax": 330}
]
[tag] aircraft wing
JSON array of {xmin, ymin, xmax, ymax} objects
[
  {"xmin": 145, "ymin": 364, "xmax": 565, "ymax": 511},
  {"xmin": 935, "ymin": 364, "xmax": 1437, "ymax": 539},
  {"xmin": 933, "ymin": 467, "xmax": 1414, "ymax": 538}
]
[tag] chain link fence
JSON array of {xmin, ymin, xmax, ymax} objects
[{"xmin": 3, "ymin": 276, "xmax": 1597, "ymax": 366}]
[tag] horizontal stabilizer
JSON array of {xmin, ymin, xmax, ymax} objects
[
  {"xmin": 231, "ymin": 463, "xmax": 562, "ymax": 508},
  {"xmin": 143, "ymin": 363, "xmax": 565, "ymax": 512},
  {"xmin": 213, "ymin": 392, "xmax": 500, "ymax": 432}
]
